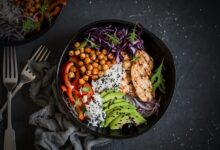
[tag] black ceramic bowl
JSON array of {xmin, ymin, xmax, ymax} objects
[
  {"xmin": 0, "ymin": 5, "xmax": 65, "ymax": 46},
  {"xmin": 56, "ymin": 20, "xmax": 175, "ymax": 139}
]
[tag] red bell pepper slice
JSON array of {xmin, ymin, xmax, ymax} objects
[{"xmin": 63, "ymin": 61, "xmax": 74, "ymax": 89}]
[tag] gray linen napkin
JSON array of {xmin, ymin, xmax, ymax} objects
[{"xmin": 28, "ymin": 61, "xmax": 111, "ymax": 150}]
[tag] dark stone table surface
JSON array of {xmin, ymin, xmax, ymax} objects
[{"xmin": 0, "ymin": 0, "xmax": 220, "ymax": 149}]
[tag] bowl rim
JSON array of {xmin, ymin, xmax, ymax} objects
[{"xmin": 56, "ymin": 19, "xmax": 176, "ymax": 139}]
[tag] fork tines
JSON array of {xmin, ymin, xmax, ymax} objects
[
  {"xmin": 23, "ymin": 45, "xmax": 51, "ymax": 71},
  {"xmin": 3, "ymin": 47, "xmax": 18, "ymax": 80}
]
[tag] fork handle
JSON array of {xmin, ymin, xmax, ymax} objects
[
  {"xmin": 0, "ymin": 82, "xmax": 24, "ymax": 122},
  {"xmin": 4, "ymin": 92, "xmax": 16, "ymax": 150}
]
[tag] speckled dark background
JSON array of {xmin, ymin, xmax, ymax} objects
[{"xmin": 0, "ymin": 0, "xmax": 220, "ymax": 149}]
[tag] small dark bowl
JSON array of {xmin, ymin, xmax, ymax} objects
[
  {"xmin": 56, "ymin": 20, "xmax": 175, "ymax": 139},
  {"xmin": 0, "ymin": 6, "xmax": 65, "ymax": 46}
]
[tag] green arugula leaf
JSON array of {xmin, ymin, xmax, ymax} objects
[
  {"xmin": 40, "ymin": 3, "xmax": 49, "ymax": 15},
  {"xmin": 85, "ymin": 38, "xmax": 99, "ymax": 49},
  {"xmin": 131, "ymin": 55, "xmax": 141, "ymax": 62},
  {"xmin": 150, "ymin": 59, "xmax": 166, "ymax": 94},
  {"xmin": 128, "ymin": 24, "xmax": 137, "ymax": 42},
  {"xmin": 105, "ymin": 33, "xmax": 120, "ymax": 45},
  {"xmin": 22, "ymin": 19, "xmax": 37, "ymax": 32},
  {"xmin": 81, "ymin": 86, "xmax": 91, "ymax": 93}
]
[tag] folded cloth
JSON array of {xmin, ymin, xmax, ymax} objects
[{"xmin": 28, "ymin": 61, "xmax": 112, "ymax": 150}]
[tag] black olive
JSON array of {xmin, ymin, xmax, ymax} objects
[{"xmin": 121, "ymin": 123, "xmax": 137, "ymax": 134}]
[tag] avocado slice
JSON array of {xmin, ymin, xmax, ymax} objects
[
  {"xmin": 103, "ymin": 101, "xmax": 134, "ymax": 112},
  {"xmin": 103, "ymin": 98, "xmax": 125, "ymax": 108},
  {"xmin": 110, "ymin": 112, "xmax": 146, "ymax": 130},
  {"xmin": 102, "ymin": 92, "xmax": 125, "ymax": 103},
  {"xmin": 103, "ymin": 108, "xmax": 138, "ymax": 127},
  {"xmin": 105, "ymin": 105, "xmax": 136, "ymax": 116},
  {"xmin": 100, "ymin": 89, "xmax": 118, "ymax": 97}
]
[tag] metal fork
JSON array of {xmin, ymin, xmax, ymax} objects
[
  {"xmin": 0, "ymin": 45, "xmax": 50, "ymax": 121},
  {"xmin": 3, "ymin": 47, "xmax": 18, "ymax": 150}
]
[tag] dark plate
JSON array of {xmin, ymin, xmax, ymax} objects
[
  {"xmin": 56, "ymin": 19, "xmax": 176, "ymax": 139},
  {"xmin": 0, "ymin": 6, "xmax": 64, "ymax": 46}
]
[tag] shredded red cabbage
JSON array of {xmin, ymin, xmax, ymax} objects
[
  {"xmin": 84, "ymin": 24, "xmax": 144, "ymax": 62},
  {"xmin": 125, "ymin": 95, "xmax": 160, "ymax": 117}
]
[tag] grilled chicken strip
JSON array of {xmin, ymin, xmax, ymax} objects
[
  {"xmin": 119, "ymin": 53, "xmax": 137, "ymax": 97},
  {"xmin": 131, "ymin": 50, "xmax": 154, "ymax": 102}
]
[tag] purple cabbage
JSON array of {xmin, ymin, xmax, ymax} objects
[
  {"xmin": 84, "ymin": 24, "xmax": 144, "ymax": 62},
  {"xmin": 125, "ymin": 95, "xmax": 160, "ymax": 118}
]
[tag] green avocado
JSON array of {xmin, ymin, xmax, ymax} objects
[
  {"xmin": 100, "ymin": 89, "xmax": 118, "ymax": 97},
  {"xmin": 102, "ymin": 92, "xmax": 125, "ymax": 103},
  {"xmin": 103, "ymin": 107, "xmax": 137, "ymax": 127},
  {"xmin": 103, "ymin": 101, "xmax": 134, "ymax": 112},
  {"xmin": 110, "ymin": 112, "xmax": 146, "ymax": 130},
  {"xmin": 103, "ymin": 98, "xmax": 125, "ymax": 108}
]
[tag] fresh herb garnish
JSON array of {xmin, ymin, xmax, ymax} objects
[
  {"xmin": 131, "ymin": 55, "xmax": 141, "ymax": 62},
  {"xmin": 85, "ymin": 38, "xmax": 99, "ymax": 49},
  {"xmin": 128, "ymin": 24, "xmax": 138, "ymax": 42},
  {"xmin": 22, "ymin": 19, "xmax": 37, "ymax": 32},
  {"xmin": 47, "ymin": 13, "xmax": 53, "ymax": 25},
  {"xmin": 105, "ymin": 33, "xmax": 120, "ymax": 45},
  {"xmin": 40, "ymin": 3, "xmax": 49, "ymax": 15},
  {"xmin": 78, "ymin": 40, "xmax": 88, "ymax": 49},
  {"xmin": 81, "ymin": 86, "xmax": 91, "ymax": 93},
  {"xmin": 150, "ymin": 59, "xmax": 166, "ymax": 94}
]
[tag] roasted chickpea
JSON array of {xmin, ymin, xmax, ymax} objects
[
  {"xmin": 85, "ymin": 47, "xmax": 91, "ymax": 53},
  {"xmin": 123, "ymin": 54, "xmax": 130, "ymax": 61},
  {"xmin": 68, "ymin": 50, "xmax": 74, "ymax": 56},
  {"xmin": 96, "ymin": 51, "xmax": 101, "ymax": 55},
  {"xmin": 123, "ymin": 61, "xmax": 131, "ymax": 68},
  {"xmin": 70, "ymin": 66, "xmax": 77, "ymax": 72},
  {"xmin": 83, "ymin": 75, "xmax": 89, "ymax": 81},
  {"xmin": 104, "ymin": 56, "xmax": 108, "ymax": 61},
  {"xmin": 108, "ymin": 53, "xmax": 114, "ymax": 60},
  {"xmin": 80, "ymin": 47, "xmax": 84, "ymax": 53},
  {"xmin": 80, "ymin": 53, "xmax": 86, "ymax": 59},
  {"xmin": 74, "ymin": 42, "xmax": 80, "ymax": 48},
  {"xmin": 92, "ymin": 62, "xmax": 98, "ymax": 68},
  {"xmin": 106, "ymin": 61, "xmax": 112, "ymax": 67},
  {"xmin": 84, "ymin": 57, "xmax": 91, "ymax": 64},
  {"xmin": 98, "ymin": 71, "xmax": 104, "ymax": 77},
  {"xmin": 35, "ymin": 4, "xmax": 40, "ymax": 9},
  {"xmin": 100, "ymin": 60, "xmax": 105, "ymax": 65},
  {"xmin": 102, "ymin": 64, "xmax": 109, "ymax": 71},
  {"xmin": 90, "ymin": 54, "xmax": 96, "ymax": 61},
  {"xmin": 78, "ymin": 61, "xmax": 84, "ymax": 66},
  {"xmin": 90, "ymin": 50, "xmax": 95, "ymax": 55},
  {"xmin": 98, "ymin": 65, "xmax": 102, "ymax": 70},
  {"xmin": 98, "ymin": 53, "xmax": 104, "ymax": 60},
  {"xmin": 86, "ymin": 70, "xmax": 92, "ymax": 76},
  {"xmin": 79, "ymin": 78, "xmax": 85, "ymax": 85},
  {"xmin": 93, "ymin": 68, "xmax": 99, "ymax": 75},
  {"xmin": 80, "ymin": 66, "xmax": 86, "ymax": 73},
  {"xmin": 74, "ymin": 50, "xmax": 80, "ymax": 56},
  {"xmin": 30, "ymin": 7, "xmax": 35, "ymax": 13},
  {"xmin": 87, "ymin": 64, "xmax": 93, "ymax": 71},
  {"xmin": 95, "ymin": 59, "xmax": 99, "ymax": 63},
  {"xmin": 91, "ymin": 75, "xmax": 98, "ymax": 80},
  {"xmin": 112, "ymin": 59, "xmax": 116, "ymax": 64},
  {"xmin": 68, "ymin": 72, "xmax": 75, "ymax": 78},
  {"xmin": 102, "ymin": 49, "xmax": 107, "ymax": 55}
]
